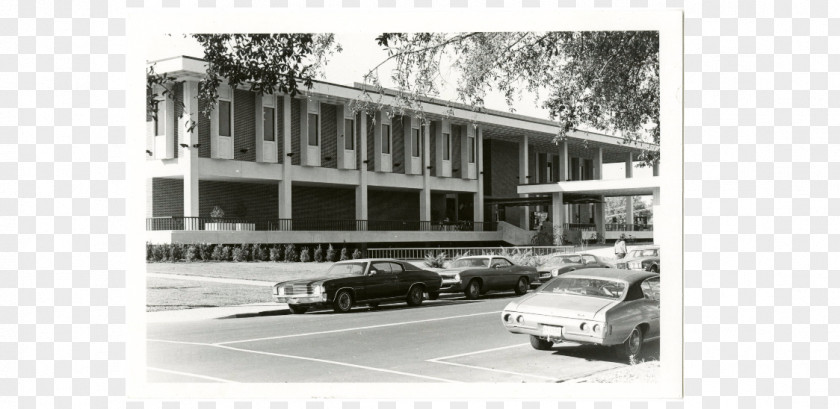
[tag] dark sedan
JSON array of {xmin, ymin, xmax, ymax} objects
[
  {"xmin": 536, "ymin": 253, "xmax": 613, "ymax": 284},
  {"xmin": 272, "ymin": 259, "xmax": 442, "ymax": 314},
  {"xmin": 437, "ymin": 255, "xmax": 539, "ymax": 300}
]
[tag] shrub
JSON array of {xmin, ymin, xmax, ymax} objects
[
  {"xmin": 255, "ymin": 244, "xmax": 269, "ymax": 261},
  {"xmin": 146, "ymin": 242, "xmax": 153, "ymax": 261},
  {"xmin": 168, "ymin": 243, "xmax": 182, "ymax": 262},
  {"xmin": 232, "ymin": 246, "xmax": 245, "ymax": 262},
  {"xmin": 185, "ymin": 245, "xmax": 198, "ymax": 262},
  {"xmin": 424, "ymin": 251, "xmax": 447, "ymax": 268},
  {"xmin": 352, "ymin": 248, "xmax": 362, "ymax": 259},
  {"xmin": 150, "ymin": 244, "xmax": 166, "ymax": 262},
  {"xmin": 240, "ymin": 243, "xmax": 251, "ymax": 262},
  {"xmin": 339, "ymin": 247, "xmax": 349, "ymax": 261},
  {"xmin": 497, "ymin": 247, "xmax": 540, "ymax": 267},
  {"xmin": 300, "ymin": 246, "xmax": 311, "ymax": 262},
  {"xmin": 284, "ymin": 244, "xmax": 298, "ymax": 263},
  {"xmin": 197, "ymin": 243, "xmax": 212, "ymax": 261},
  {"xmin": 269, "ymin": 246, "xmax": 281, "ymax": 262},
  {"xmin": 211, "ymin": 245, "xmax": 222, "ymax": 261},
  {"xmin": 210, "ymin": 205, "xmax": 225, "ymax": 219},
  {"xmin": 325, "ymin": 244, "xmax": 336, "ymax": 262},
  {"xmin": 314, "ymin": 244, "xmax": 324, "ymax": 263},
  {"xmin": 220, "ymin": 245, "xmax": 231, "ymax": 261}
]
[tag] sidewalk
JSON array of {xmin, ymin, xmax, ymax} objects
[
  {"xmin": 148, "ymin": 302, "xmax": 290, "ymax": 323},
  {"xmin": 148, "ymin": 272, "xmax": 275, "ymax": 286}
]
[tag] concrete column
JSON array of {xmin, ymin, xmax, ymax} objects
[
  {"xmin": 551, "ymin": 192, "xmax": 565, "ymax": 245},
  {"xmin": 653, "ymin": 161, "xmax": 660, "ymax": 177},
  {"xmin": 595, "ymin": 195, "xmax": 606, "ymax": 244},
  {"xmin": 279, "ymin": 95, "xmax": 292, "ymax": 219},
  {"xmin": 356, "ymin": 113, "xmax": 368, "ymax": 223},
  {"xmin": 652, "ymin": 187, "xmax": 661, "ymax": 244},
  {"xmin": 181, "ymin": 81, "xmax": 200, "ymax": 224},
  {"xmin": 254, "ymin": 93, "xmax": 264, "ymax": 163},
  {"xmin": 625, "ymin": 196, "xmax": 634, "ymax": 227},
  {"xmin": 594, "ymin": 146, "xmax": 603, "ymax": 180},
  {"xmin": 557, "ymin": 140, "xmax": 568, "ymax": 181},
  {"xmin": 474, "ymin": 126, "xmax": 484, "ymax": 226},
  {"xmin": 420, "ymin": 121, "xmax": 431, "ymax": 221},
  {"xmin": 518, "ymin": 135, "xmax": 530, "ymax": 230}
]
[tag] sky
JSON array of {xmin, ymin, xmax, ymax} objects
[{"xmin": 146, "ymin": 33, "xmax": 652, "ymax": 180}]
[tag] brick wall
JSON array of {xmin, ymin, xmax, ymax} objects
[
  {"xmin": 368, "ymin": 189, "xmax": 419, "ymax": 221},
  {"xmin": 392, "ymin": 116, "xmax": 405, "ymax": 174},
  {"xmin": 233, "ymin": 89, "xmax": 256, "ymax": 162},
  {"xmin": 152, "ymin": 178, "xmax": 184, "ymax": 217},
  {"xmin": 292, "ymin": 186, "xmax": 356, "ymax": 220},
  {"xmin": 199, "ymin": 180, "xmax": 278, "ymax": 218},
  {"xmin": 291, "ymin": 98, "xmax": 301, "ymax": 165},
  {"xmin": 321, "ymin": 103, "xmax": 337, "ymax": 169},
  {"xmin": 488, "ymin": 139, "xmax": 519, "ymax": 198}
]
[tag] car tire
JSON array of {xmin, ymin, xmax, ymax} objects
[
  {"xmin": 406, "ymin": 286, "xmax": 424, "ymax": 307},
  {"xmin": 514, "ymin": 277, "xmax": 529, "ymax": 295},
  {"xmin": 288, "ymin": 305, "xmax": 308, "ymax": 314},
  {"xmin": 428, "ymin": 292, "xmax": 440, "ymax": 300},
  {"xmin": 464, "ymin": 280, "xmax": 481, "ymax": 300},
  {"xmin": 649, "ymin": 265, "xmax": 659, "ymax": 273},
  {"xmin": 332, "ymin": 290, "xmax": 353, "ymax": 313},
  {"xmin": 529, "ymin": 335, "xmax": 553, "ymax": 351},
  {"xmin": 617, "ymin": 326, "xmax": 645, "ymax": 362}
]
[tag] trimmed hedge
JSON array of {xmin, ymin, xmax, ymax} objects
[{"xmin": 145, "ymin": 242, "xmax": 365, "ymax": 263}]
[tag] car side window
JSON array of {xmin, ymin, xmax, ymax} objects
[
  {"xmin": 370, "ymin": 262, "xmax": 392, "ymax": 275},
  {"xmin": 624, "ymin": 282, "xmax": 644, "ymax": 301},
  {"xmin": 389, "ymin": 262, "xmax": 405, "ymax": 273},
  {"xmin": 582, "ymin": 255, "xmax": 595, "ymax": 264},
  {"xmin": 641, "ymin": 277, "xmax": 660, "ymax": 301},
  {"xmin": 491, "ymin": 258, "xmax": 512, "ymax": 267}
]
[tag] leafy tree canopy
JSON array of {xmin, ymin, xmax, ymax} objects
[{"xmin": 373, "ymin": 32, "xmax": 660, "ymax": 165}]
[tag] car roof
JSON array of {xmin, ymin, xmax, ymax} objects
[
  {"xmin": 460, "ymin": 255, "xmax": 495, "ymax": 259},
  {"xmin": 562, "ymin": 268, "xmax": 658, "ymax": 283}
]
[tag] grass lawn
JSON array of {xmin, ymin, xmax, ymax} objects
[
  {"xmin": 146, "ymin": 276, "xmax": 273, "ymax": 312},
  {"xmin": 147, "ymin": 261, "xmax": 334, "ymax": 282}
]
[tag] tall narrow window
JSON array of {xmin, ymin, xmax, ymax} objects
[
  {"xmin": 219, "ymin": 100, "xmax": 232, "ymax": 137},
  {"xmin": 263, "ymin": 107, "xmax": 275, "ymax": 141},
  {"xmin": 153, "ymin": 100, "xmax": 165, "ymax": 136},
  {"xmin": 308, "ymin": 113, "xmax": 319, "ymax": 146},
  {"xmin": 443, "ymin": 132, "xmax": 451, "ymax": 160},
  {"xmin": 344, "ymin": 118, "xmax": 355, "ymax": 150},
  {"xmin": 411, "ymin": 128, "xmax": 420, "ymax": 157},
  {"xmin": 468, "ymin": 134, "xmax": 475, "ymax": 163},
  {"xmin": 547, "ymin": 163, "xmax": 554, "ymax": 182},
  {"xmin": 382, "ymin": 124, "xmax": 391, "ymax": 154}
]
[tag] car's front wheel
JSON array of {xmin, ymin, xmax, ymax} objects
[
  {"xmin": 288, "ymin": 305, "xmax": 308, "ymax": 314},
  {"xmin": 617, "ymin": 326, "xmax": 645, "ymax": 362},
  {"xmin": 332, "ymin": 290, "xmax": 353, "ymax": 313},
  {"xmin": 464, "ymin": 280, "xmax": 481, "ymax": 300},
  {"xmin": 529, "ymin": 335, "xmax": 553, "ymax": 351},
  {"xmin": 514, "ymin": 277, "xmax": 529, "ymax": 295},
  {"xmin": 406, "ymin": 286, "xmax": 424, "ymax": 307}
]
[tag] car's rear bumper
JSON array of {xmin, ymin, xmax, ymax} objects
[{"xmin": 501, "ymin": 311, "xmax": 608, "ymax": 345}]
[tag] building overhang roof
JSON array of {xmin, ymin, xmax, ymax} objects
[{"xmin": 517, "ymin": 177, "xmax": 661, "ymax": 198}]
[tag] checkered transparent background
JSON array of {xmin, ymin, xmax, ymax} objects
[{"xmin": 3, "ymin": 0, "xmax": 835, "ymax": 408}]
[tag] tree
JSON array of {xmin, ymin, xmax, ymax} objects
[
  {"xmin": 146, "ymin": 34, "xmax": 340, "ymax": 129},
  {"xmin": 372, "ymin": 32, "xmax": 660, "ymax": 165}
]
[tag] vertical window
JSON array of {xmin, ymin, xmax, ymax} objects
[
  {"xmin": 219, "ymin": 100, "xmax": 232, "ymax": 137},
  {"xmin": 547, "ymin": 163, "xmax": 554, "ymax": 182},
  {"xmin": 344, "ymin": 118, "xmax": 355, "ymax": 150},
  {"xmin": 411, "ymin": 129, "xmax": 420, "ymax": 157},
  {"xmin": 308, "ymin": 113, "xmax": 319, "ymax": 146},
  {"xmin": 263, "ymin": 107, "xmax": 275, "ymax": 141},
  {"xmin": 443, "ymin": 132, "xmax": 451, "ymax": 160},
  {"xmin": 382, "ymin": 124, "xmax": 391, "ymax": 154},
  {"xmin": 468, "ymin": 134, "xmax": 475, "ymax": 163},
  {"xmin": 153, "ymin": 100, "xmax": 165, "ymax": 136}
]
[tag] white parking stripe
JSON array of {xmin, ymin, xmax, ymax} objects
[
  {"xmin": 147, "ymin": 366, "xmax": 239, "ymax": 383},
  {"xmin": 215, "ymin": 311, "xmax": 500, "ymax": 345},
  {"xmin": 214, "ymin": 344, "xmax": 459, "ymax": 383},
  {"xmin": 425, "ymin": 360, "xmax": 561, "ymax": 382},
  {"xmin": 428, "ymin": 343, "xmax": 530, "ymax": 361},
  {"xmin": 147, "ymin": 338, "xmax": 213, "ymax": 346}
]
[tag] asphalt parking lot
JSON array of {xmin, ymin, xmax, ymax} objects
[{"xmin": 147, "ymin": 292, "xmax": 658, "ymax": 383}]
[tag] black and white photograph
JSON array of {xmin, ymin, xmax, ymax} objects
[{"xmin": 133, "ymin": 9, "xmax": 683, "ymax": 399}]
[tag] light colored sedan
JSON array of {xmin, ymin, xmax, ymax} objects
[{"xmin": 501, "ymin": 268, "xmax": 660, "ymax": 361}]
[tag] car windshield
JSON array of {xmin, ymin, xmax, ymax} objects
[
  {"xmin": 450, "ymin": 258, "xmax": 490, "ymax": 268},
  {"xmin": 546, "ymin": 255, "xmax": 581, "ymax": 264},
  {"xmin": 631, "ymin": 249, "xmax": 659, "ymax": 257},
  {"xmin": 540, "ymin": 277, "xmax": 626, "ymax": 299},
  {"xmin": 326, "ymin": 262, "xmax": 367, "ymax": 277}
]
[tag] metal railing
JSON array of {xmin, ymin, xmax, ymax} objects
[
  {"xmin": 367, "ymin": 245, "xmax": 575, "ymax": 260},
  {"xmin": 605, "ymin": 223, "xmax": 653, "ymax": 231},
  {"xmin": 146, "ymin": 217, "xmax": 498, "ymax": 232},
  {"xmin": 563, "ymin": 223, "xmax": 597, "ymax": 231}
]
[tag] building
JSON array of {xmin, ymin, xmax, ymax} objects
[{"xmin": 146, "ymin": 56, "xmax": 660, "ymax": 248}]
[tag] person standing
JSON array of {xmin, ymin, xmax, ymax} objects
[{"xmin": 614, "ymin": 234, "xmax": 627, "ymax": 259}]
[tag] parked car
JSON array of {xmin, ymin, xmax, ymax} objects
[
  {"xmin": 615, "ymin": 246, "xmax": 660, "ymax": 273},
  {"xmin": 501, "ymin": 268, "xmax": 660, "ymax": 361},
  {"xmin": 272, "ymin": 259, "xmax": 442, "ymax": 314},
  {"xmin": 536, "ymin": 253, "xmax": 612, "ymax": 284},
  {"xmin": 437, "ymin": 255, "xmax": 539, "ymax": 299}
]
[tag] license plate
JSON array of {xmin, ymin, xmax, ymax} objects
[{"xmin": 542, "ymin": 325, "xmax": 563, "ymax": 337}]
